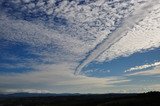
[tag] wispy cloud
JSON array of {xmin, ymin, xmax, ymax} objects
[
  {"xmin": 126, "ymin": 66, "xmax": 160, "ymax": 76},
  {"xmin": 0, "ymin": 63, "xmax": 130, "ymax": 93},
  {"xmin": 125, "ymin": 61, "xmax": 160, "ymax": 73}
]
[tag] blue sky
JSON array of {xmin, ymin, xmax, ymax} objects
[
  {"xmin": 82, "ymin": 48, "xmax": 160, "ymax": 77},
  {"xmin": 0, "ymin": 0, "xmax": 160, "ymax": 93}
]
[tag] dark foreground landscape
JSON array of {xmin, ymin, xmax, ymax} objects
[{"xmin": 0, "ymin": 91, "xmax": 160, "ymax": 106}]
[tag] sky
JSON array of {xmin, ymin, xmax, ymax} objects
[{"xmin": 0, "ymin": 0, "xmax": 160, "ymax": 94}]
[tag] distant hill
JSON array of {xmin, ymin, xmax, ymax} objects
[
  {"xmin": 0, "ymin": 91, "xmax": 159, "ymax": 106},
  {"xmin": 0, "ymin": 92, "xmax": 81, "ymax": 98}
]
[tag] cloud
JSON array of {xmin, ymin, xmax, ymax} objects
[
  {"xmin": 125, "ymin": 61, "xmax": 160, "ymax": 73},
  {"xmin": 0, "ymin": 0, "xmax": 138, "ymax": 55},
  {"xmin": 0, "ymin": 0, "xmax": 133, "ymax": 46},
  {"xmin": 84, "ymin": 69, "xmax": 110, "ymax": 74},
  {"xmin": 0, "ymin": 63, "xmax": 130, "ymax": 93},
  {"xmin": 126, "ymin": 66, "xmax": 160, "ymax": 76},
  {"xmin": 0, "ymin": 0, "xmax": 145, "ymax": 75},
  {"xmin": 0, "ymin": 11, "xmax": 89, "ymax": 69},
  {"xmin": 97, "ymin": 2, "xmax": 160, "ymax": 62},
  {"xmin": 0, "ymin": 12, "xmax": 87, "ymax": 54},
  {"xmin": 0, "ymin": 89, "xmax": 51, "ymax": 94},
  {"xmin": 76, "ymin": 0, "xmax": 160, "ymax": 74},
  {"xmin": 1, "ymin": 0, "xmax": 160, "ymax": 93}
]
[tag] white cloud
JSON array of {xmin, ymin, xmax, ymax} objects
[
  {"xmin": 0, "ymin": 0, "xmax": 136, "ymax": 55},
  {"xmin": 126, "ymin": 66, "xmax": 160, "ymax": 76},
  {"xmin": 83, "ymin": 69, "xmax": 111, "ymax": 75},
  {"xmin": 0, "ymin": 12, "xmax": 88, "ymax": 55},
  {"xmin": 97, "ymin": 2, "xmax": 160, "ymax": 62},
  {"xmin": 76, "ymin": 0, "xmax": 160, "ymax": 74},
  {"xmin": 125, "ymin": 61, "xmax": 160, "ymax": 73}
]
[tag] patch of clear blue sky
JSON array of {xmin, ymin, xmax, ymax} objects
[
  {"xmin": 0, "ymin": 37, "xmax": 64, "ymax": 73},
  {"xmin": 0, "ymin": 39, "xmax": 38, "ymax": 73},
  {"xmin": 0, "ymin": 38, "xmax": 57, "ymax": 74},
  {"xmin": 82, "ymin": 48, "xmax": 160, "ymax": 77},
  {"xmin": 128, "ymin": 75, "xmax": 160, "ymax": 84}
]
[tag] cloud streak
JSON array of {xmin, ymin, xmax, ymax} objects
[
  {"xmin": 125, "ymin": 61, "xmax": 160, "ymax": 73},
  {"xmin": 126, "ymin": 66, "xmax": 160, "ymax": 76}
]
